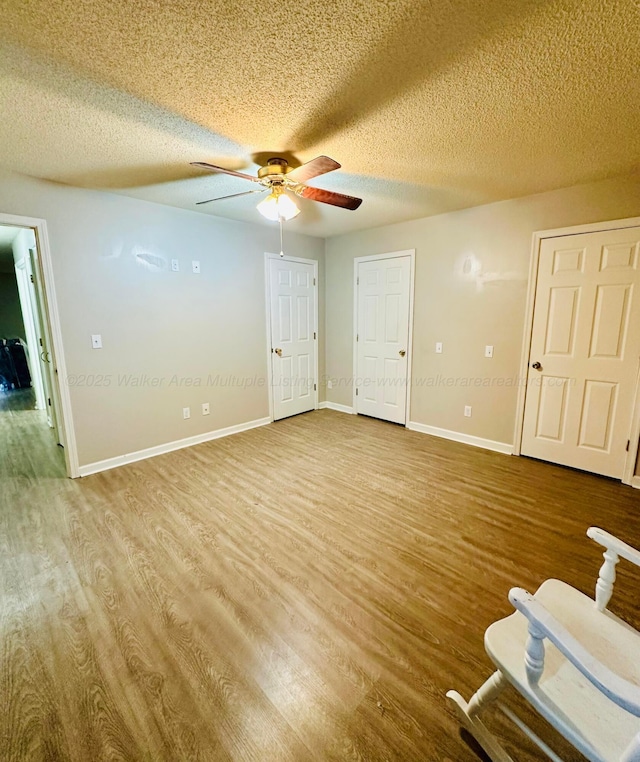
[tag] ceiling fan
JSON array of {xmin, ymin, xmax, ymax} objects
[{"xmin": 190, "ymin": 156, "xmax": 362, "ymax": 221}]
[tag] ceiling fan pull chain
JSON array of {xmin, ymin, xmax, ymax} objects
[{"xmin": 279, "ymin": 216, "xmax": 285, "ymax": 258}]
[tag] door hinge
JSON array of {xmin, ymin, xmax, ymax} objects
[
  {"xmin": 314, "ymin": 332, "xmax": 316, "ymax": 340},
  {"xmin": 356, "ymin": 334, "xmax": 359, "ymax": 342},
  {"xmin": 357, "ymin": 276, "xmax": 359, "ymax": 286},
  {"xmin": 356, "ymin": 388, "xmax": 359, "ymax": 396},
  {"xmin": 39, "ymin": 337, "xmax": 44, "ymax": 346},
  {"xmin": 626, "ymin": 440, "xmax": 630, "ymax": 452},
  {"xmin": 313, "ymin": 277, "xmax": 316, "ymax": 286},
  {"xmin": 314, "ymin": 383, "xmax": 317, "ymax": 391},
  {"xmin": 48, "ymin": 397, "xmax": 52, "ymax": 407},
  {"xmin": 30, "ymin": 274, "xmax": 35, "ymax": 283}
]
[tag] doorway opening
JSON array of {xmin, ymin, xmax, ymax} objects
[{"xmin": 0, "ymin": 216, "xmax": 76, "ymax": 477}]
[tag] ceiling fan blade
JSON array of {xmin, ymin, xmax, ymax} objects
[
  {"xmin": 190, "ymin": 162, "xmax": 258, "ymax": 182},
  {"xmin": 287, "ymin": 156, "xmax": 340, "ymax": 183},
  {"xmin": 298, "ymin": 185, "xmax": 362, "ymax": 210},
  {"xmin": 196, "ymin": 189, "xmax": 266, "ymax": 205}
]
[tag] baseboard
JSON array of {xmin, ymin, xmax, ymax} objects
[
  {"xmin": 631, "ymin": 476, "xmax": 640, "ymax": 490},
  {"xmin": 407, "ymin": 421, "xmax": 514, "ymax": 455},
  {"xmin": 78, "ymin": 416, "xmax": 272, "ymax": 477},
  {"xmin": 318, "ymin": 401, "xmax": 355, "ymax": 414}
]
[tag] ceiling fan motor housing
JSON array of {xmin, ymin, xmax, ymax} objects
[{"xmin": 257, "ymin": 158, "xmax": 291, "ymax": 180}]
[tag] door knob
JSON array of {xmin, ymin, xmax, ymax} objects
[
  {"xmin": 531, "ymin": 361, "xmax": 542, "ymax": 370},
  {"xmin": 399, "ymin": 350, "xmax": 406, "ymax": 357},
  {"xmin": 274, "ymin": 348, "xmax": 282, "ymax": 357}
]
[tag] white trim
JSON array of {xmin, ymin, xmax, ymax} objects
[
  {"xmin": 264, "ymin": 254, "xmax": 274, "ymax": 421},
  {"xmin": 513, "ymin": 229, "xmax": 542, "ymax": 456},
  {"xmin": 631, "ymin": 476, "xmax": 640, "ymax": 490},
  {"xmin": 352, "ymin": 249, "xmax": 416, "ymax": 424},
  {"xmin": 407, "ymin": 421, "xmax": 514, "ymax": 456},
  {"xmin": 0, "ymin": 213, "xmax": 79, "ymax": 478},
  {"xmin": 514, "ymin": 216, "xmax": 640, "ymax": 488},
  {"xmin": 78, "ymin": 415, "xmax": 271, "ymax": 477},
  {"xmin": 526, "ymin": 215, "xmax": 640, "ymax": 241},
  {"xmin": 319, "ymin": 400, "xmax": 355, "ymax": 414},
  {"xmin": 264, "ymin": 252, "xmax": 319, "ymax": 421}
]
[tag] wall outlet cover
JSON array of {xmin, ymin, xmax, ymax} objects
[
  {"xmin": 485, "ymin": 345, "xmax": 494, "ymax": 358},
  {"xmin": 435, "ymin": 342, "xmax": 443, "ymax": 354},
  {"xmin": 91, "ymin": 334, "xmax": 102, "ymax": 349},
  {"xmin": 171, "ymin": 259, "xmax": 179, "ymax": 272},
  {"xmin": 192, "ymin": 261, "xmax": 201, "ymax": 274},
  {"xmin": 202, "ymin": 402, "xmax": 210, "ymax": 415}
]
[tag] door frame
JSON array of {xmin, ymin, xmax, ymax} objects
[
  {"xmin": 513, "ymin": 215, "xmax": 640, "ymax": 488},
  {"xmin": 264, "ymin": 252, "xmax": 319, "ymax": 422},
  {"xmin": 352, "ymin": 249, "xmax": 416, "ymax": 424},
  {"xmin": 0, "ymin": 212, "xmax": 78, "ymax": 478}
]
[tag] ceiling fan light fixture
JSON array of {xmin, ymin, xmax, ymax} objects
[{"xmin": 257, "ymin": 187, "xmax": 300, "ymax": 222}]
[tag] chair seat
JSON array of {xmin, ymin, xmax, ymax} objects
[{"xmin": 485, "ymin": 579, "xmax": 640, "ymax": 762}]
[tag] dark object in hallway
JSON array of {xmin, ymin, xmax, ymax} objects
[{"xmin": 0, "ymin": 338, "xmax": 32, "ymax": 390}]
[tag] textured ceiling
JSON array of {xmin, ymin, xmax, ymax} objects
[{"xmin": 0, "ymin": 0, "xmax": 639, "ymax": 237}]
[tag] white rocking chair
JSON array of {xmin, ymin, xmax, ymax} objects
[{"xmin": 447, "ymin": 527, "xmax": 640, "ymax": 761}]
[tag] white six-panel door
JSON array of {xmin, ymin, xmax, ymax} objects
[
  {"xmin": 355, "ymin": 255, "xmax": 412, "ymax": 424},
  {"xmin": 268, "ymin": 257, "xmax": 317, "ymax": 421},
  {"xmin": 521, "ymin": 227, "xmax": 640, "ymax": 478}
]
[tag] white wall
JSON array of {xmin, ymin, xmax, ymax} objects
[
  {"xmin": 325, "ymin": 174, "xmax": 640, "ymax": 447},
  {"xmin": 0, "ymin": 169, "xmax": 324, "ymax": 468}
]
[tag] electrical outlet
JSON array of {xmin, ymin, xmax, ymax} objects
[
  {"xmin": 183, "ymin": 407, "xmax": 190, "ymax": 419},
  {"xmin": 464, "ymin": 405, "xmax": 472, "ymax": 417},
  {"xmin": 91, "ymin": 334, "xmax": 102, "ymax": 349},
  {"xmin": 171, "ymin": 259, "xmax": 179, "ymax": 272},
  {"xmin": 327, "ymin": 380, "xmax": 333, "ymax": 389},
  {"xmin": 435, "ymin": 342, "xmax": 443, "ymax": 354},
  {"xmin": 192, "ymin": 260, "xmax": 201, "ymax": 274},
  {"xmin": 485, "ymin": 345, "xmax": 494, "ymax": 358},
  {"xmin": 202, "ymin": 402, "xmax": 210, "ymax": 415}
]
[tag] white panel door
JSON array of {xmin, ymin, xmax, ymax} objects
[
  {"xmin": 269, "ymin": 258, "xmax": 317, "ymax": 421},
  {"xmin": 521, "ymin": 227, "xmax": 640, "ymax": 478},
  {"xmin": 356, "ymin": 256, "xmax": 411, "ymax": 424},
  {"xmin": 28, "ymin": 246, "xmax": 60, "ymax": 442}
]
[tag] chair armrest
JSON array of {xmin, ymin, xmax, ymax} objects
[
  {"xmin": 587, "ymin": 527, "xmax": 640, "ymax": 568},
  {"xmin": 509, "ymin": 587, "xmax": 640, "ymax": 717}
]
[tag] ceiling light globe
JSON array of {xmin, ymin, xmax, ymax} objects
[{"xmin": 257, "ymin": 190, "xmax": 300, "ymax": 222}]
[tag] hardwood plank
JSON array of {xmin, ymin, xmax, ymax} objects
[{"xmin": 1, "ymin": 400, "xmax": 639, "ymax": 760}]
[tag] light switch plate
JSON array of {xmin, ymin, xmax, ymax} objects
[
  {"xmin": 485, "ymin": 345, "xmax": 494, "ymax": 358},
  {"xmin": 183, "ymin": 407, "xmax": 190, "ymax": 419},
  {"xmin": 202, "ymin": 402, "xmax": 210, "ymax": 415},
  {"xmin": 464, "ymin": 405, "xmax": 472, "ymax": 417},
  {"xmin": 435, "ymin": 342, "xmax": 443, "ymax": 354},
  {"xmin": 192, "ymin": 260, "xmax": 201, "ymax": 274},
  {"xmin": 171, "ymin": 259, "xmax": 179, "ymax": 272},
  {"xmin": 91, "ymin": 334, "xmax": 102, "ymax": 349}
]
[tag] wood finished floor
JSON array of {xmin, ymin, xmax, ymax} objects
[{"xmin": 2, "ymin": 400, "xmax": 640, "ymax": 761}]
